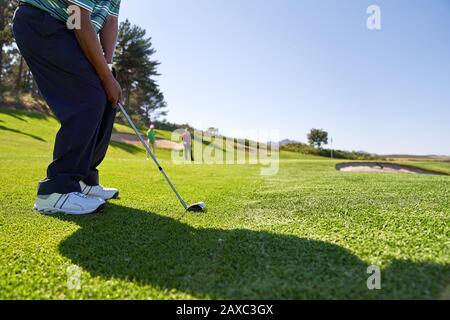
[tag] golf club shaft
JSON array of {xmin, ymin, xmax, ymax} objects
[{"xmin": 118, "ymin": 103, "xmax": 189, "ymax": 210}]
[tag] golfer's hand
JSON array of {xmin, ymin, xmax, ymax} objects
[{"xmin": 103, "ymin": 75, "xmax": 122, "ymax": 108}]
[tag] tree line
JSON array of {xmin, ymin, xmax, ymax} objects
[{"xmin": 0, "ymin": 1, "xmax": 167, "ymax": 126}]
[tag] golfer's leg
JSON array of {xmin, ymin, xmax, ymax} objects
[
  {"xmin": 83, "ymin": 104, "xmax": 117, "ymax": 186},
  {"xmin": 42, "ymin": 87, "xmax": 106, "ymax": 194},
  {"xmin": 13, "ymin": 7, "xmax": 107, "ymax": 195},
  {"xmin": 29, "ymin": 56, "xmax": 106, "ymax": 194}
]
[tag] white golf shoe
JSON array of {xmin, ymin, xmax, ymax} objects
[
  {"xmin": 34, "ymin": 192, "xmax": 106, "ymax": 215},
  {"xmin": 80, "ymin": 181, "xmax": 119, "ymax": 201}
]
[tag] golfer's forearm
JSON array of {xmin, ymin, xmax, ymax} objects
[
  {"xmin": 100, "ymin": 16, "xmax": 119, "ymax": 64},
  {"xmin": 73, "ymin": 9, "xmax": 112, "ymax": 83}
]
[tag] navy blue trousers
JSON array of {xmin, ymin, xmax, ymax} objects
[{"xmin": 13, "ymin": 5, "xmax": 116, "ymax": 195}]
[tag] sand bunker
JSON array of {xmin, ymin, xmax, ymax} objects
[{"xmin": 336, "ymin": 162, "xmax": 447, "ymax": 176}]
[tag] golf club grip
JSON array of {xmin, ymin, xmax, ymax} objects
[{"xmin": 118, "ymin": 103, "xmax": 189, "ymax": 210}]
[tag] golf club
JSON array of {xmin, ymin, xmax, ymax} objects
[{"xmin": 118, "ymin": 103, "xmax": 207, "ymax": 213}]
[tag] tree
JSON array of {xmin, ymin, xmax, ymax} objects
[
  {"xmin": 14, "ymin": 53, "xmax": 24, "ymax": 93},
  {"xmin": 137, "ymin": 84, "xmax": 167, "ymax": 126},
  {"xmin": 206, "ymin": 127, "xmax": 220, "ymax": 137},
  {"xmin": 0, "ymin": 0, "xmax": 18, "ymax": 92},
  {"xmin": 307, "ymin": 128, "xmax": 329, "ymax": 149},
  {"xmin": 115, "ymin": 19, "xmax": 166, "ymax": 124}
]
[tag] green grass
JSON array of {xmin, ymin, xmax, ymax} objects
[
  {"xmin": 393, "ymin": 161, "xmax": 450, "ymax": 176},
  {"xmin": 0, "ymin": 108, "xmax": 449, "ymax": 300}
]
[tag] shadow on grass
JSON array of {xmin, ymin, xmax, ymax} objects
[
  {"xmin": 0, "ymin": 107, "xmax": 50, "ymax": 121},
  {"xmin": 0, "ymin": 125, "xmax": 46, "ymax": 142},
  {"xmin": 55, "ymin": 204, "xmax": 450, "ymax": 299},
  {"xmin": 109, "ymin": 140, "xmax": 143, "ymax": 155}
]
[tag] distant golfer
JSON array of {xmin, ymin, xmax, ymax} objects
[
  {"xmin": 147, "ymin": 125, "xmax": 157, "ymax": 159},
  {"xmin": 182, "ymin": 128, "xmax": 193, "ymax": 162},
  {"xmin": 13, "ymin": 0, "xmax": 122, "ymax": 215}
]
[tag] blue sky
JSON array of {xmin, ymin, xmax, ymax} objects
[{"xmin": 120, "ymin": 0, "xmax": 450, "ymax": 155}]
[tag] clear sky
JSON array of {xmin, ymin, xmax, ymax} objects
[{"xmin": 120, "ymin": 0, "xmax": 450, "ymax": 155}]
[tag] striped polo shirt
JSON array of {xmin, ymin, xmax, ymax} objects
[{"xmin": 20, "ymin": 0, "xmax": 121, "ymax": 32}]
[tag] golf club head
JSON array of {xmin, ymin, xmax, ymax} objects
[{"xmin": 187, "ymin": 202, "xmax": 208, "ymax": 213}]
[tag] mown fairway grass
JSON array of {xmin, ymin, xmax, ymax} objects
[{"xmin": 0, "ymin": 108, "xmax": 449, "ymax": 299}]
